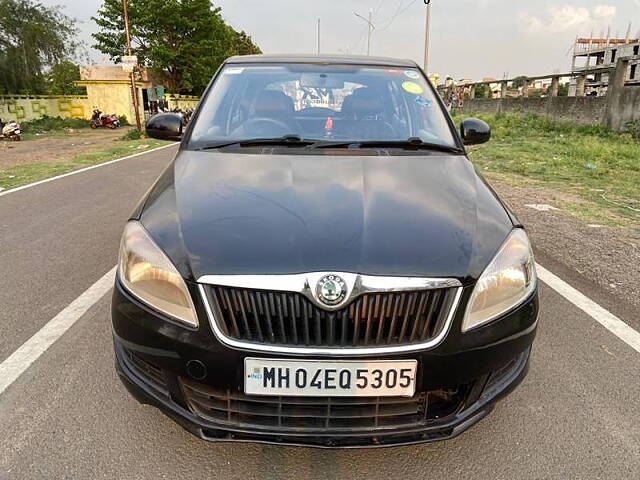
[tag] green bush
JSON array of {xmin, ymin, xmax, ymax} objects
[
  {"xmin": 121, "ymin": 128, "xmax": 144, "ymax": 140},
  {"xmin": 624, "ymin": 120, "xmax": 640, "ymax": 142},
  {"xmin": 21, "ymin": 115, "xmax": 88, "ymax": 133},
  {"xmin": 118, "ymin": 115, "xmax": 130, "ymax": 126}
]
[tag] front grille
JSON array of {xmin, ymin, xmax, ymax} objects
[
  {"xmin": 180, "ymin": 377, "xmax": 466, "ymax": 432},
  {"xmin": 203, "ymin": 286, "xmax": 458, "ymax": 348}
]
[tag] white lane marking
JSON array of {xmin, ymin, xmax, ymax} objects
[
  {"xmin": 0, "ymin": 143, "xmax": 176, "ymax": 198},
  {"xmin": 0, "ymin": 267, "xmax": 116, "ymax": 396},
  {"xmin": 537, "ymin": 263, "xmax": 640, "ymax": 354}
]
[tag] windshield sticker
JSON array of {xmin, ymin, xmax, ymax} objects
[
  {"xmin": 384, "ymin": 69, "xmax": 402, "ymax": 74},
  {"xmin": 224, "ymin": 67, "xmax": 244, "ymax": 75},
  {"xmin": 415, "ymin": 97, "xmax": 432, "ymax": 107},
  {"xmin": 402, "ymin": 81, "xmax": 424, "ymax": 95},
  {"xmin": 404, "ymin": 70, "xmax": 420, "ymax": 79}
]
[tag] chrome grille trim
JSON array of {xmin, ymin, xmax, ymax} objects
[
  {"xmin": 198, "ymin": 273, "xmax": 461, "ymax": 312},
  {"xmin": 197, "ymin": 273, "xmax": 463, "ymax": 356}
]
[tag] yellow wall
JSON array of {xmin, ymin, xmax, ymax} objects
[
  {"xmin": 1, "ymin": 87, "xmax": 199, "ymax": 124},
  {"xmin": 166, "ymin": 94, "xmax": 199, "ymax": 111},
  {"xmin": 0, "ymin": 95, "xmax": 92, "ymax": 121},
  {"xmin": 82, "ymin": 82, "xmax": 142, "ymax": 124}
]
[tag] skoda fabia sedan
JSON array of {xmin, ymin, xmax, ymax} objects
[{"xmin": 112, "ymin": 54, "xmax": 538, "ymax": 448}]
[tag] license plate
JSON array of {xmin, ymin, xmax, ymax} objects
[{"xmin": 244, "ymin": 358, "xmax": 417, "ymax": 397}]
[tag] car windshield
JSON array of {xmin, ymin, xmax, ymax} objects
[{"xmin": 189, "ymin": 63, "xmax": 457, "ymax": 149}]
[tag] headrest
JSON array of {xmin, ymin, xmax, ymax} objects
[
  {"xmin": 253, "ymin": 90, "xmax": 295, "ymax": 117},
  {"xmin": 341, "ymin": 88, "xmax": 383, "ymax": 117}
]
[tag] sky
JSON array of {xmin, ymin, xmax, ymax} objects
[{"xmin": 43, "ymin": 0, "xmax": 640, "ymax": 80}]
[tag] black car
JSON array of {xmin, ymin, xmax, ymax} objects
[{"xmin": 112, "ymin": 54, "xmax": 538, "ymax": 448}]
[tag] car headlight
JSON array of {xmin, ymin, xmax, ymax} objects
[
  {"xmin": 118, "ymin": 221, "xmax": 198, "ymax": 327},
  {"xmin": 462, "ymin": 228, "xmax": 536, "ymax": 332}
]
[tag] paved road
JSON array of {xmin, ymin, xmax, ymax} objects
[{"xmin": 0, "ymin": 145, "xmax": 638, "ymax": 479}]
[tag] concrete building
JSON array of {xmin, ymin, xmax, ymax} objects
[
  {"xmin": 76, "ymin": 66, "xmax": 151, "ymax": 123},
  {"xmin": 570, "ymin": 36, "xmax": 640, "ymax": 95},
  {"xmin": 75, "ymin": 66, "xmax": 199, "ymax": 122}
]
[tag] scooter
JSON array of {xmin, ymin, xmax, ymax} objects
[
  {"xmin": 183, "ymin": 108, "xmax": 194, "ymax": 125},
  {"xmin": 90, "ymin": 109, "xmax": 120, "ymax": 129},
  {"xmin": 0, "ymin": 119, "xmax": 21, "ymax": 141}
]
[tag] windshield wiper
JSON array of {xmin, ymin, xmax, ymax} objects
[
  {"xmin": 194, "ymin": 135, "xmax": 318, "ymax": 150},
  {"xmin": 313, "ymin": 137, "xmax": 464, "ymax": 154}
]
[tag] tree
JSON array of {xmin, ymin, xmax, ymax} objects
[
  {"xmin": 544, "ymin": 82, "xmax": 569, "ymax": 97},
  {"xmin": 229, "ymin": 29, "xmax": 262, "ymax": 57},
  {"xmin": 91, "ymin": 0, "xmax": 261, "ymax": 94},
  {"xmin": 558, "ymin": 83, "xmax": 569, "ymax": 96},
  {"xmin": 47, "ymin": 60, "xmax": 86, "ymax": 95},
  {"xmin": 512, "ymin": 76, "xmax": 528, "ymax": 89},
  {"xmin": 474, "ymin": 84, "xmax": 490, "ymax": 98},
  {"xmin": 0, "ymin": 0, "xmax": 81, "ymax": 94}
]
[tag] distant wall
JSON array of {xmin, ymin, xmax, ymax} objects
[
  {"xmin": 0, "ymin": 95, "xmax": 92, "ymax": 121},
  {"xmin": 166, "ymin": 94, "xmax": 199, "ymax": 111},
  {"xmin": 0, "ymin": 91, "xmax": 201, "ymax": 124},
  {"xmin": 605, "ymin": 86, "xmax": 640, "ymax": 131},
  {"xmin": 453, "ymin": 96, "xmax": 607, "ymax": 126}
]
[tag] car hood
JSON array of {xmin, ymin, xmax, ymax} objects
[{"xmin": 139, "ymin": 150, "xmax": 515, "ymax": 284}]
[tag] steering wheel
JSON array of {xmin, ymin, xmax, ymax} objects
[{"xmin": 240, "ymin": 117, "xmax": 295, "ymax": 137}]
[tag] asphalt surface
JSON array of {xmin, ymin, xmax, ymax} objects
[{"xmin": 0, "ymin": 145, "xmax": 638, "ymax": 479}]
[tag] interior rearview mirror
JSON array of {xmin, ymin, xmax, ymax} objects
[
  {"xmin": 146, "ymin": 113, "xmax": 183, "ymax": 141},
  {"xmin": 460, "ymin": 118, "xmax": 491, "ymax": 145},
  {"xmin": 300, "ymin": 73, "xmax": 344, "ymax": 89}
]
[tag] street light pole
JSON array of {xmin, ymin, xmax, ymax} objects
[
  {"xmin": 423, "ymin": 0, "xmax": 432, "ymax": 73},
  {"xmin": 354, "ymin": 11, "xmax": 376, "ymax": 56},
  {"xmin": 122, "ymin": 0, "xmax": 142, "ymax": 130}
]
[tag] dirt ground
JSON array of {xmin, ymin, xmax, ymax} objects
[
  {"xmin": 490, "ymin": 178, "xmax": 640, "ymax": 308},
  {"xmin": 0, "ymin": 128, "xmax": 131, "ymax": 168}
]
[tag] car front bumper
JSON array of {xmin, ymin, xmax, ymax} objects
[{"xmin": 112, "ymin": 279, "xmax": 538, "ymax": 448}]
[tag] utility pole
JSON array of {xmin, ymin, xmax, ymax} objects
[
  {"xmin": 355, "ymin": 11, "xmax": 375, "ymax": 56},
  {"xmin": 317, "ymin": 18, "xmax": 320, "ymax": 54},
  {"xmin": 122, "ymin": 0, "xmax": 142, "ymax": 130},
  {"xmin": 367, "ymin": 11, "xmax": 372, "ymax": 56},
  {"xmin": 423, "ymin": 0, "xmax": 432, "ymax": 72}
]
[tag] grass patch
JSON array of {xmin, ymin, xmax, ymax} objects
[
  {"xmin": 21, "ymin": 115, "xmax": 89, "ymax": 134},
  {"xmin": 453, "ymin": 112, "xmax": 640, "ymax": 225},
  {"xmin": 0, "ymin": 138, "xmax": 171, "ymax": 190}
]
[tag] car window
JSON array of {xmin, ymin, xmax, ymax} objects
[{"xmin": 189, "ymin": 64, "xmax": 456, "ymax": 148}]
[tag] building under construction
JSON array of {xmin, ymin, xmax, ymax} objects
[{"xmin": 570, "ymin": 32, "xmax": 640, "ymax": 95}]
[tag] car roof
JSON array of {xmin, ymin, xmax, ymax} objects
[{"xmin": 225, "ymin": 54, "xmax": 419, "ymax": 68}]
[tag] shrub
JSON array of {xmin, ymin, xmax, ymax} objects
[
  {"xmin": 21, "ymin": 115, "xmax": 88, "ymax": 133},
  {"xmin": 121, "ymin": 128, "xmax": 144, "ymax": 140},
  {"xmin": 624, "ymin": 120, "xmax": 640, "ymax": 142}
]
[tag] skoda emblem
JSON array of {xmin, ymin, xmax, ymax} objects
[{"xmin": 316, "ymin": 274, "xmax": 347, "ymax": 306}]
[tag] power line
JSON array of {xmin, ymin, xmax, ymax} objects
[
  {"xmin": 377, "ymin": 0, "xmax": 419, "ymax": 32},
  {"xmin": 376, "ymin": 0, "xmax": 406, "ymax": 26},
  {"xmin": 343, "ymin": 23, "xmax": 369, "ymax": 55},
  {"xmin": 373, "ymin": 0, "xmax": 385, "ymax": 18}
]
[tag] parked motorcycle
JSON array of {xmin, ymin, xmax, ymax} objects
[
  {"xmin": 170, "ymin": 107, "xmax": 194, "ymax": 125},
  {"xmin": 0, "ymin": 119, "xmax": 21, "ymax": 141},
  {"xmin": 90, "ymin": 109, "xmax": 120, "ymax": 129},
  {"xmin": 183, "ymin": 108, "xmax": 194, "ymax": 125}
]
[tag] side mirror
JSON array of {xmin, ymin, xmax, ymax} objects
[
  {"xmin": 460, "ymin": 118, "xmax": 491, "ymax": 145},
  {"xmin": 146, "ymin": 113, "xmax": 183, "ymax": 141}
]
